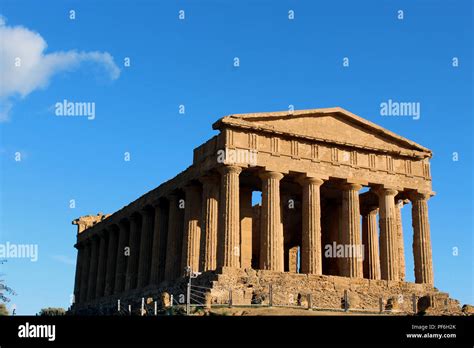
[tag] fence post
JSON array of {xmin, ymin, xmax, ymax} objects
[
  {"xmin": 344, "ymin": 290, "xmax": 348, "ymax": 312},
  {"xmin": 117, "ymin": 299, "xmax": 120, "ymax": 312},
  {"xmin": 128, "ymin": 304, "xmax": 131, "ymax": 315},
  {"xmin": 228, "ymin": 289, "xmax": 233, "ymax": 308},
  {"xmin": 412, "ymin": 294, "xmax": 417, "ymax": 313},
  {"xmin": 170, "ymin": 294, "xmax": 174, "ymax": 307},
  {"xmin": 379, "ymin": 297, "xmax": 384, "ymax": 313},
  {"xmin": 269, "ymin": 284, "xmax": 273, "ymax": 307},
  {"xmin": 141, "ymin": 297, "xmax": 145, "ymax": 316},
  {"xmin": 186, "ymin": 278, "xmax": 191, "ymax": 315},
  {"xmin": 154, "ymin": 301, "xmax": 157, "ymax": 315},
  {"xmin": 307, "ymin": 294, "xmax": 312, "ymax": 310}
]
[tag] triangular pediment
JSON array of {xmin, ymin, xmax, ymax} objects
[{"xmin": 213, "ymin": 107, "xmax": 431, "ymax": 157}]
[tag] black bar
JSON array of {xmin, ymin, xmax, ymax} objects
[{"xmin": 0, "ymin": 315, "xmax": 472, "ymax": 346}]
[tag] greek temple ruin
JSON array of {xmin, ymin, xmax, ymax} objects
[{"xmin": 71, "ymin": 107, "xmax": 456, "ymax": 314}]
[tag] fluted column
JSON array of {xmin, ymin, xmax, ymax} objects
[
  {"xmin": 200, "ymin": 175, "xmax": 219, "ymax": 271},
  {"xmin": 217, "ymin": 165, "xmax": 242, "ymax": 268},
  {"xmin": 376, "ymin": 187, "xmax": 399, "ymax": 281},
  {"xmin": 361, "ymin": 206, "xmax": 381, "ymax": 280},
  {"xmin": 79, "ymin": 242, "xmax": 91, "ymax": 303},
  {"xmin": 410, "ymin": 192, "xmax": 434, "ymax": 285},
  {"xmin": 395, "ymin": 200, "xmax": 406, "ymax": 281},
  {"xmin": 104, "ymin": 227, "xmax": 118, "ymax": 296},
  {"xmin": 299, "ymin": 176, "xmax": 324, "ymax": 275},
  {"xmin": 341, "ymin": 183, "xmax": 363, "ymax": 278},
  {"xmin": 240, "ymin": 187, "xmax": 253, "ymax": 269},
  {"xmin": 86, "ymin": 236, "xmax": 99, "ymax": 301},
  {"xmin": 73, "ymin": 243, "xmax": 84, "ymax": 304},
  {"xmin": 259, "ymin": 170, "xmax": 284, "ymax": 272},
  {"xmin": 125, "ymin": 214, "xmax": 141, "ymax": 290},
  {"xmin": 164, "ymin": 194, "xmax": 183, "ymax": 280},
  {"xmin": 150, "ymin": 201, "xmax": 169, "ymax": 284},
  {"xmin": 95, "ymin": 232, "xmax": 108, "ymax": 298},
  {"xmin": 182, "ymin": 185, "xmax": 202, "ymax": 272},
  {"xmin": 137, "ymin": 208, "xmax": 154, "ymax": 288},
  {"xmin": 114, "ymin": 220, "xmax": 129, "ymax": 294}
]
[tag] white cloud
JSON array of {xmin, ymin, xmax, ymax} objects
[{"xmin": 0, "ymin": 16, "xmax": 120, "ymax": 121}]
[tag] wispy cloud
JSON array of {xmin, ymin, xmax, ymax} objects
[
  {"xmin": 0, "ymin": 15, "xmax": 120, "ymax": 121},
  {"xmin": 51, "ymin": 255, "xmax": 75, "ymax": 266}
]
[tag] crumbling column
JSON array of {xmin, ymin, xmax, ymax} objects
[
  {"xmin": 182, "ymin": 185, "xmax": 202, "ymax": 273},
  {"xmin": 95, "ymin": 232, "xmax": 108, "ymax": 298},
  {"xmin": 137, "ymin": 208, "xmax": 154, "ymax": 288},
  {"xmin": 409, "ymin": 192, "xmax": 434, "ymax": 285},
  {"xmin": 164, "ymin": 194, "xmax": 183, "ymax": 280},
  {"xmin": 200, "ymin": 175, "xmax": 219, "ymax": 271},
  {"xmin": 79, "ymin": 241, "xmax": 91, "ymax": 303},
  {"xmin": 217, "ymin": 165, "xmax": 242, "ymax": 268},
  {"xmin": 73, "ymin": 243, "xmax": 84, "ymax": 304},
  {"xmin": 125, "ymin": 214, "xmax": 141, "ymax": 290},
  {"xmin": 150, "ymin": 201, "xmax": 168, "ymax": 284},
  {"xmin": 341, "ymin": 183, "xmax": 363, "ymax": 278},
  {"xmin": 259, "ymin": 170, "xmax": 284, "ymax": 272},
  {"xmin": 395, "ymin": 200, "xmax": 407, "ymax": 281},
  {"xmin": 86, "ymin": 236, "xmax": 99, "ymax": 301},
  {"xmin": 104, "ymin": 226, "xmax": 118, "ymax": 296},
  {"xmin": 114, "ymin": 220, "xmax": 129, "ymax": 294},
  {"xmin": 376, "ymin": 188, "xmax": 399, "ymax": 281},
  {"xmin": 361, "ymin": 206, "xmax": 381, "ymax": 280},
  {"xmin": 299, "ymin": 176, "xmax": 324, "ymax": 275}
]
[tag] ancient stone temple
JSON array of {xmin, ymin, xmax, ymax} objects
[{"xmin": 71, "ymin": 107, "xmax": 458, "ymax": 314}]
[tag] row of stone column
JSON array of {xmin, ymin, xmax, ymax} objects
[
  {"xmin": 361, "ymin": 190, "xmax": 433, "ymax": 284},
  {"xmin": 74, "ymin": 165, "xmax": 435, "ymax": 304},
  {"xmin": 74, "ymin": 202, "xmax": 170, "ymax": 304}
]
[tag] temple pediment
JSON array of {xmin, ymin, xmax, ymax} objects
[{"xmin": 213, "ymin": 107, "xmax": 431, "ymax": 158}]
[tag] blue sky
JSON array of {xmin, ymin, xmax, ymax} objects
[{"xmin": 0, "ymin": 0, "xmax": 472, "ymax": 314}]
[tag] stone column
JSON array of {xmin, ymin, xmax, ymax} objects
[
  {"xmin": 341, "ymin": 183, "xmax": 363, "ymax": 278},
  {"xmin": 361, "ymin": 206, "xmax": 381, "ymax": 280},
  {"xmin": 73, "ymin": 244, "xmax": 84, "ymax": 305},
  {"xmin": 95, "ymin": 232, "xmax": 108, "ymax": 298},
  {"xmin": 395, "ymin": 200, "xmax": 407, "ymax": 281},
  {"xmin": 137, "ymin": 208, "xmax": 154, "ymax": 288},
  {"xmin": 150, "ymin": 201, "xmax": 169, "ymax": 284},
  {"xmin": 79, "ymin": 241, "xmax": 91, "ymax": 303},
  {"xmin": 200, "ymin": 175, "xmax": 219, "ymax": 271},
  {"xmin": 86, "ymin": 236, "xmax": 99, "ymax": 301},
  {"xmin": 182, "ymin": 185, "xmax": 202, "ymax": 273},
  {"xmin": 259, "ymin": 171, "xmax": 284, "ymax": 272},
  {"xmin": 240, "ymin": 187, "xmax": 253, "ymax": 269},
  {"xmin": 125, "ymin": 214, "xmax": 141, "ymax": 291},
  {"xmin": 376, "ymin": 188, "xmax": 399, "ymax": 281},
  {"xmin": 299, "ymin": 176, "xmax": 324, "ymax": 275},
  {"xmin": 410, "ymin": 192, "xmax": 434, "ymax": 285},
  {"xmin": 217, "ymin": 165, "xmax": 242, "ymax": 268},
  {"xmin": 164, "ymin": 194, "xmax": 183, "ymax": 280},
  {"xmin": 104, "ymin": 227, "xmax": 118, "ymax": 296},
  {"xmin": 114, "ymin": 220, "xmax": 129, "ymax": 294}
]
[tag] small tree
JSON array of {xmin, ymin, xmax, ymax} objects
[
  {"xmin": 38, "ymin": 307, "xmax": 66, "ymax": 316},
  {"xmin": 0, "ymin": 260, "xmax": 16, "ymax": 314}
]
